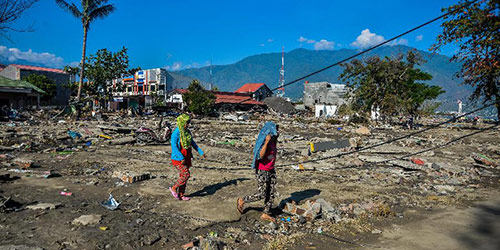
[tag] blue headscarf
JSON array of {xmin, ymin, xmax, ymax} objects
[{"xmin": 252, "ymin": 121, "xmax": 278, "ymax": 169}]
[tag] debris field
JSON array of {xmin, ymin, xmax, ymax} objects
[{"xmin": 1, "ymin": 111, "xmax": 500, "ymax": 250}]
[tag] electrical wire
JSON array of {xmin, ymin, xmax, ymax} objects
[
  {"xmin": 236, "ymin": 0, "xmax": 480, "ymax": 105},
  {"xmin": 277, "ymin": 101, "xmax": 498, "ymax": 167}
]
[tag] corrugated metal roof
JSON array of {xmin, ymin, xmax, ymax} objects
[
  {"xmin": 170, "ymin": 89, "xmax": 264, "ymax": 105},
  {"xmin": 0, "ymin": 76, "xmax": 46, "ymax": 94},
  {"xmin": 235, "ymin": 83, "xmax": 265, "ymax": 93},
  {"xmin": 215, "ymin": 92, "xmax": 263, "ymax": 105}
]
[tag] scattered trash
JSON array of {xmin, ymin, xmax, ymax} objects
[
  {"xmin": 411, "ymin": 158, "xmax": 425, "ymax": 165},
  {"xmin": 217, "ymin": 140, "xmax": 236, "ymax": 146},
  {"xmin": 291, "ymin": 164, "xmax": 305, "ymax": 171},
  {"xmin": 101, "ymin": 194, "xmax": 120, "ymax": 210},
  {"xmin": 472, "ymin": 153, "xmax": 498, "ymax": 167},
  {"xmin": 99, "ymin": 134, "xmax": 112, "ymax": 140},
  {"xmin": 8, "ymin": 169, "xmax": 58, "ymax": 178},
  {"xmin": 67, "ymin": 130, "xmax": 82, "ymax": 139},
  {"xmin": 99, "ymin": 226, "xmax": 108, "ymax": 231},
  {"xmin": 60, "ymin": 191, "xmax": 72, "ymax": 196},
  {"xmin": 13, "ymin": 158, "xmax": 33, "ymax": 169}
]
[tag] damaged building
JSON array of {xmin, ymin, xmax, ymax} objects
[
  {"xmin": 166, "ymin": 89, "xmax": 265, "ymax": 112},
  {"xmin": 234, "ymin": 83, "xmax": 273, "ymax": 101},
  {"xmin": 0, "ymin": 64, "xmax": 71, "ymax": 106},
  {"xmin": 303, "ymin": 81, "xmax": 347, "ymax": 117},
  {"xmin": 0, "ymin": 76, "xmax": 45, "ymax": 109}
]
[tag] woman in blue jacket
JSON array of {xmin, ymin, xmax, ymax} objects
[{"xmin": 169, "ymin": 114, "xmax": 205, "ymax": 201}]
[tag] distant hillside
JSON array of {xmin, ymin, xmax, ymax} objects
[{"xmin": 173, "ymin": 45, "xmax": 471, "ymax": 105}]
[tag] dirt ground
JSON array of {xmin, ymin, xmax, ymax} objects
[{"xmin": 1, "ymin": 114, "xmax": 499, "ymax": 250}]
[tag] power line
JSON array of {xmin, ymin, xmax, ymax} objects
[
  {"xmin": 237, "ymin": 0, "xmax": 479, "ymax": 105},
  {"xmin": 277, "ymin": 100, "xmax": 498, "ymax": 167},
  {"xmin": 374, "ymin": 122, "xmax": 499, "ymax": 166}
]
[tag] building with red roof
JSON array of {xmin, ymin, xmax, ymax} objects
[
  {"xmin": 167, "ymin": 88, "xmax": 266, "ymax": 112},
  {"xmin": 0, "ymin": 64, "xmax": 71, "ymax": 105},
  {"xmin": 234, "ymin": 83, "xmax": 273, "ymax": 101}
]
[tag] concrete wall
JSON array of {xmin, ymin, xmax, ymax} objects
[
  {"xmin": 0, "ymin": 66, "xmax": 19, "ymax": 80},
  {"xmin": 19, "ymin": 70, "xmax": 70, "ymax": 106},
  {"xmin": 315, "ymin": 104, "xmax": 337, "ymax": 118},
  {"xmin": 304, "ymin": 81, "xmax": 347, "ymax": 108}
]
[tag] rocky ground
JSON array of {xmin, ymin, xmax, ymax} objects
[{"xmin": 0, "ymin": 111, "xmax": 499, "ymax": 250}]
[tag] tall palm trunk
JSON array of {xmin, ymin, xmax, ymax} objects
[{"xmin": 77, "ymin": 25, "xmax": 88, "ymax": 101}]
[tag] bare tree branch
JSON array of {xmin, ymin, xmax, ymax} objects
[{"xmin": 0, "ymin": 0, "xmax": 38, "ymax": 34}]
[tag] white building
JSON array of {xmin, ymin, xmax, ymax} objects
[
  {"xmin": 315, "ymin": 104, "xmax": 337, "ymax": 118},
  {"xmin": 111, "ymin": 68, "xmax": 170, "ymax": 109}
]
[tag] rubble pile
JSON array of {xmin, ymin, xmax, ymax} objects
[{"xmin": 0, "ymin": 112, "xmax": 499, "ymax": 249}]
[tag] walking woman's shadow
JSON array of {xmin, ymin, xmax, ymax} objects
[
  {"xmin": 278, "ymin": 189, "xmax": 321, "ymax": 208},
  {"xmin": 243, "ymin": 189, "xmax": 321, "ymax": 214},
  {"xmin": 188, "ymin": 178, "xmax": 250, "ymax": 198}
]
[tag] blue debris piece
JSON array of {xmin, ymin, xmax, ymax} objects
[
  {"xmin": 67, "ymin": 130, "xmax": 82, "ymax": 139},
  {"xmin": 101, "ymin": 194, "xmax": 120, "ymax": 210}
]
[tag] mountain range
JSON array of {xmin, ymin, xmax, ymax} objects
[{"xmin": 170, "ymin": 45, "xmax": 471, "ymax": 110}]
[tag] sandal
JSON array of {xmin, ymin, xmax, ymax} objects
[
  {"xmin": 237, "ymin": 197, "xmax": 244, "ymax": 214},
  {"xmin": 169, "ymin": 187, "xmax": 179, "ymax": 199},
  {"xmin": 260, "ymin": 213, "xmax": 276, "ymax": 222}
]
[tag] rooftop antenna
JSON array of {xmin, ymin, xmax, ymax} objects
[{"xmin": 276, "ymin": 46, "xmax": 285, "ymax": 97}]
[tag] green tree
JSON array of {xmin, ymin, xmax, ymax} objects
[
  {"xmin": 431, "ymin": 0, "xmax": 500, "ymax": 120},
  {"xmin": 24, "ymin": 74, "xmax": 57, "ymax": 102},
  {"xmin": 183, "ymin": 80, "xmax": 215, "ymax": 115},
  {"xmin": 55, "ymin": 0, "xmax": 115, "ymax": 101},
  {"xmin": 83, "ymin": 47, "xmax": 139, "ymax": 100},
  {"xmin": 339, "ymin": 51, "xmax": 444, "ymax": 118}
]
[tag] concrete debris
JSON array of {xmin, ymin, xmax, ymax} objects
[
  {"xmin": 26, "ymin": 203, "xmax": 59, "ymax": 210},
  {"xmin": 13, "ymin": 158, "xmax": 33, "ymax": 169},
  {"xmin": 0, "ymin": 109, "xmax": 499, "ymax": 249},
  {"xmin": 263, "ymin": 97, "xmax": 296, "ymax": 114},
  {"xmin": 72, "ymin": 214, "xmax": 102, "ymax": 226},
  {"xmin": 282, "ymin": 199, "xmax": 339, "ymax": 221},
  {"xmin": 354, "ymin": 126, "xmax": 371, "ymax": 135},
  {"xmin": 309, "ymin": 139, "xmax": 351, "ymax": 153},
  {"xmin": 112, "ymin": 170, "xmax": 151, "ymax": 183},
  {"xmin": 109, "ymin": 136, "xmax": 136, "ymax": 145},
  {"xmin": 0, "ymin": 245, "xmax": 44, "ymax": 250}
]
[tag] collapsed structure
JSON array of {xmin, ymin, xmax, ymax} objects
[
  {"xmin": 303, "ymin": 81, "xmax": 347, "ymax": 118},
  {"xmin": 0, "ymin": 76, "xmax": 45, "ymax": 109}
]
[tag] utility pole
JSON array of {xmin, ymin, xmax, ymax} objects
[{"xmin": 276, "ymin": 46, "xmax": 285, "ymax": 97}]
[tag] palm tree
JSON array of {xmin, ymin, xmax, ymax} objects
[{"xmin": 55, "ymin": 0, "xmax": 115, "ymax": 101}]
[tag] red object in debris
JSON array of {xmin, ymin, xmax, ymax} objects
[
  {"xmin": 60, "ymin": 191, "xmax": 72, "ymax": 196},
  {"xmin": 411, "ymin": 158, "xmax": 425, "ymax": 165}
]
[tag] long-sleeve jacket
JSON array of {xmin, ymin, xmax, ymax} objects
[{"xmin": 170, "ymin": 127, "xmax": 204, "ymax": 161}]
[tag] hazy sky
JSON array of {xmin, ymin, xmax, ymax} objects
[{"xmin": 0, "ymin": 0, "xmax": 460, "ymax": 70}]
